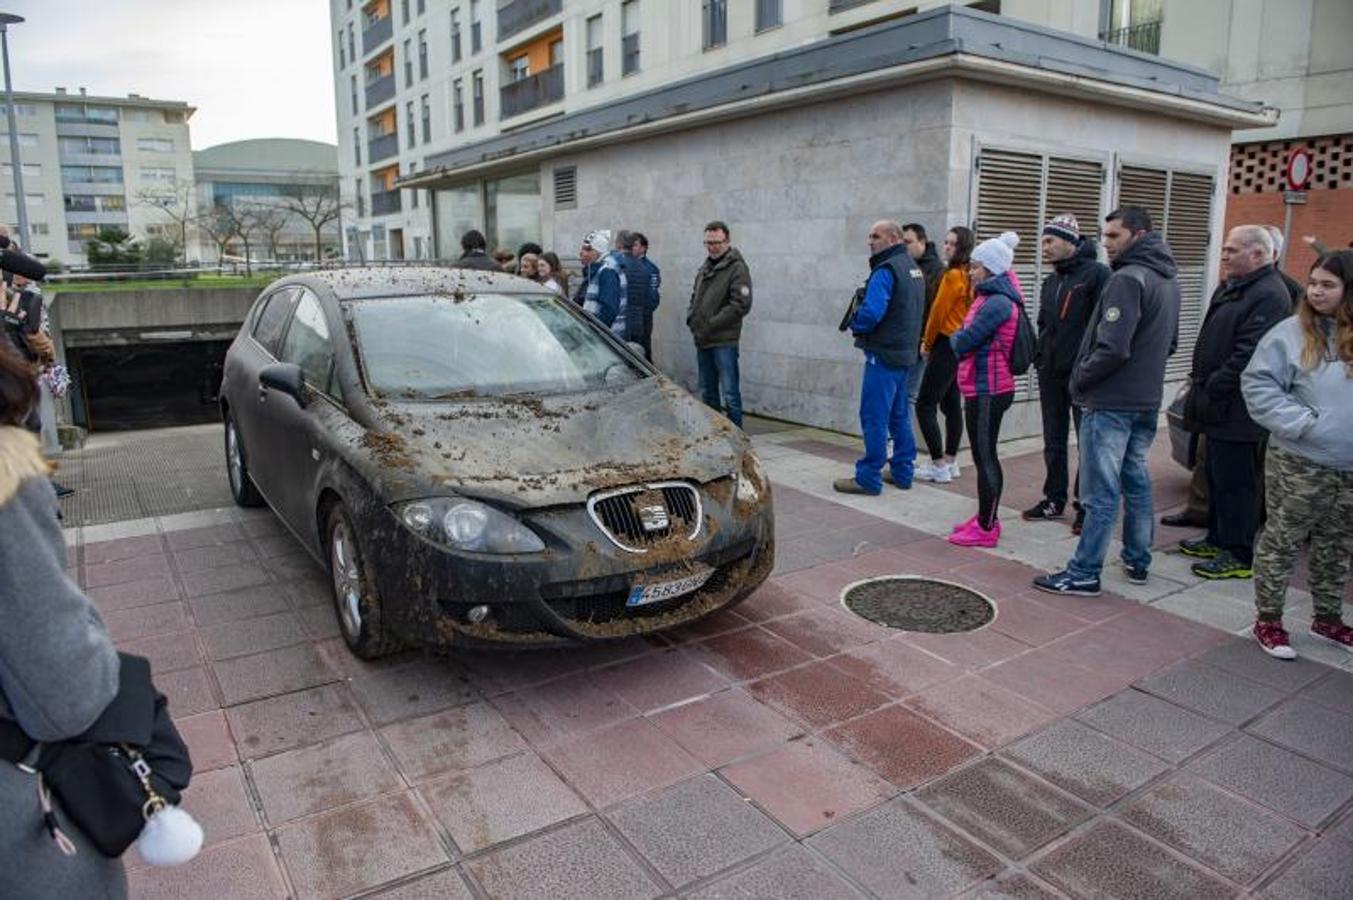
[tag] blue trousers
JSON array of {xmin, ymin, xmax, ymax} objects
[
  {"xmin": 855, "ymin": 354, "xmax": 915, "ymax": 492},
  {"xmin": 696, "ymin": 345, "xmax": 742, "ymax": 427},
  {"xmin": 1067, "ymin": 409, "xmax": 1157, "ymax": 578}
]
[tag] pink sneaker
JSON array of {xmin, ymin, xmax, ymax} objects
[
  {"xmin": 950, "ymin": 515, "xmax": 978, "ymax": 534},
  {"xmin": 950, "ymin": 521, "xmax": 999, "ymax": 547}
]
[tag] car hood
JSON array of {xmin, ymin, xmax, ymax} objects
[{"xmin": 359, "ymin": 376, "xmax": 746, "ymax": 508}]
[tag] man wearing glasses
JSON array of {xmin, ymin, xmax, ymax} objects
[{"xmin": 687, "ymin": 221, "xmax": 752, "ymax": 427}]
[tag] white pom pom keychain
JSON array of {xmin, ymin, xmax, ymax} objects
[{"xmin": 136, "ymin": 804, "xmax": 204, "ymax": 867}]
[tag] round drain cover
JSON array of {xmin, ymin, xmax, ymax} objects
[{"xmin": 842, "ymin": 577, "xmax": 994, "ymax": 633}]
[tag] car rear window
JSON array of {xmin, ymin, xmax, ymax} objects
[{"xmin": 346, "ymin": 293, "xmax": 644, "ymax": 398}]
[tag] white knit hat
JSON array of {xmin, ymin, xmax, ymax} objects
[
  {"xmin": 583, "ymin": 229, "xmax": 612, "ymax": 255},
  {"xmin": 971, "ymin": 231, "xmax": 1019, "ymax": 276}
]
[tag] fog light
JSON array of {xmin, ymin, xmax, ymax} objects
[{"xmin": 466, "ymin": 604, "xmax": 491, "ymax": 624}]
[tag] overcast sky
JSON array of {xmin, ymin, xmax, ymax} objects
[{"xmin": 4, "ymin": 0, "xmax": 338, "ymax": 149}]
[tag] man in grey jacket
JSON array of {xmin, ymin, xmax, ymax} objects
[
  {"xmin": 687, "ymin": 221, "xmax": 752, "ymax": 427},
  {"xmin": 1034, "ymin": 207, "xmax": 1180, "ymax": 597}
]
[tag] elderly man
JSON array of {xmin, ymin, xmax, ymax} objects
[
  {"xmin": 1262, "ymin": 225, "xmax": 1304, "ymax": 309},
  {"xmin": 834, "ymin": 220, "xmax": 926, "ymax": 495},
  {"xmin": 1179, "ymin": 225, "xmax": 1292, "ymax": 580}
]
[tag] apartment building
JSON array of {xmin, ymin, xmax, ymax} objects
[{"xmin": 0, "ymin": 88, "xmax": 194, "ymax": 266}]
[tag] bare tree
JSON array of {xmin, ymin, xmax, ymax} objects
[
  {"xmin": 137, "ymin": 179, "xmax": 196, "ymax": 263},
  {"xmin": 275, "ymin": 178, "xmax": 346, "ymax": 261},
  {"xmin": 197, "ymin": 204, "xmax": 241, "ymax": 273},
  {"xmin": 243, "ymin": 201, "xmax": 292, "ymax": 262}
]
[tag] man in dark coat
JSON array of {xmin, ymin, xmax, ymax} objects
[
  {"xmin": 1024, "ymin": 214, "xmax": 1110, "ymax": 532},
  {"xmin": 687, "ymin": 220, "xmax": 752, "ymax": 427},
  {"xmin": 902, "ymin": 223, "xmax": 944, "ymax": 403},
  {"xmin": 627, "ymin": 232, "xmax": 661, "ymax": 360},
  {"xmin": 453, "ymin": 229, "xmax": 501, "ymax": 271},
  {"xmin": 1179, "ymin": 225, "xmax": 1292, "ymax": 580}
]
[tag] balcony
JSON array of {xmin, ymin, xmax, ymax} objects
[
  {"xmin": 497, "ymin": 0, "xmax": 561, "ymax": 42},
  {"xmin": 1101, "ymin": 20, "xmax": 1161, "ymax": 55},
  {"xmin": 362, "ymin": 14, "xmax": 393, "ymax": 56},
  {"xmin": 370, "ymin": 189, "xmax": 402, "ymax": 216},
  {"xmin": 368, "ymin": 132, "xmax": 399, "ymax": 163},
  {"xmin": 500, "ymin": 64, "xmax": 564, "ymax": 119},
  {"xmin": 365, "ymin": 73, "xmax": 396, "ymax": 109}
]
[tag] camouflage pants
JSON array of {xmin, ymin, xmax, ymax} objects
[{"xmin": 1253, "ymin": 446, "xmax": 1353, "ymax": 620}]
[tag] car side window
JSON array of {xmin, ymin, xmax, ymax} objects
[
  {"xmin": 252, "ymin": 288, "xmax": 297, "ymax": 356},
  {"xmin": 279, "ymin": 290, "xmax": 335, "ymax": 391}
]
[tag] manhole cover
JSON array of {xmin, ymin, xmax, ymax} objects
[{"xmin": 842, "ymin": 577, "xmax": 994, "ymax": 633}]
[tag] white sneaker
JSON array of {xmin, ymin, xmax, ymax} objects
[
  {"xmin": 915, "ymin": 461, "xmax": 952, "ymax": 484},
  {"xmin": 946, "ymin": 460, "xmax": 961, "ymax": 479}
]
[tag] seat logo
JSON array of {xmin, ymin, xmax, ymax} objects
[{"xmin": 638, "ymin": 504, "xmax": 670, "ymax": 532}]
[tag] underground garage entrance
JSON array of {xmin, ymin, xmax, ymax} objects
[{"xmin": 66, "ymin": 337, "xmax": 231, "ymax": 432}]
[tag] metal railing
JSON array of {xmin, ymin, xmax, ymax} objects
[
  {"xmin": 362, "ymin": 14, "xmax": 393, "ymax": 56},
  {"xmin": 500, "ymin": 64, "xmax": 564, "ymax": 118},
  {"xmin": 497, "ymin": 0, "xmax": 561, "ymax": 41},
  {"xmin": 368, "ymin": 132, "xmax": 399, "ymax": 163},
  {"xmin": 365, "ymin": 73, "xmax": 396, "ymax": 108},
  {"xmin": 370, "ymin": 189, "xmax": 402, "ymax": 216},
  {"xmin": 1101, "ymin": 19, "xmax": 1161, "ymax": 55}
]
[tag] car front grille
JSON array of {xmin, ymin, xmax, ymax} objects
[{"xmin": 587, "ymin": 482, "xmax": 702, "ymax": 552}]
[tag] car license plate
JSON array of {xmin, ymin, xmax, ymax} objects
[{"xmin": 627, "ymin": 565, "xmax": 714, "ymax": 607}]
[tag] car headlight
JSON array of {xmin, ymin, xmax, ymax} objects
[
  {"xmin": 736, "ymin": 449, "xmax": 766, "ymax": 503},
  {"xmin": 395, "ymin": 498, "xmax": 545, "ymax": 554}
]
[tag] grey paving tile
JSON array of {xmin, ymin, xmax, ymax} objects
[
  {"xmin": 225, "ymin": 683, "xmax": 366, "ymax": 760},
  {"xmin": 248, "ymin": 730, "xmax": 403, "ymax": 825},
  {"xmin": 1076, "ymin": 689, "xmax": 1232, "ymax": 763},
  {"xmin": 606, "ymin": 775, "xmax": 788, "ymax": 889},
  {"xmin": 961, "ymin": 873, "xmax": 1064, "ymax": 899},
  {"xmin": 199, "ymin": 611, "xmax": 309, "ymax": 661},
  {"xmin": 371, "ymin": 867, "xmax": 476, "ymax": 899},
  {"xmin": 1247, "ymin": 698, "xmax": 1353, "ymax": 774},
  {"xmin": 211, "ymin": 642, "xmax": 341, "ymax": 706},
  {"xmin": 1301, "ymin": 670, "xmax": 1353, "ymax": 717},
  {"xmin": 1001, "ymin": 719, "xmax": 1170, "ymax": 808},
  {"xmin": 1136, "ymin": 660, "xmax": 1286, "ymax": 725},
  {"xmin": 807, "ymin": 798, "xmax": 1001, "ymax": 898},
  {"xmin": 1260, "ymin": 838, "xmax": 1353, "ymax": 899},
  {"xmin": 1031, "ymin": 821, "xmax": 1235, "ymax": 899},
  {"xmin": 684, "ymin": 846, "xmax": 864, "ymax": 899},
  {"xmin": 1187, "ymin": 734, "xmax": 1353, "ymax": 828},
  {"xmin": 1330, "ymin": 808, "xmax": 1353, "ymax": 845},
  {"xmin": 914, "ymin": 758, "xmax": 1093, "ymax": 860},
  {"xmin": 464, "ymin": 817, "xmax": 662, "ymax": 899},
  {"xmin": 348, "ymin": 656, "xmax": 480, "ymax": 725},
  {"xmin": 1195, "ymin": 638, "xmax": 1330, "ymax": 693},
  {"xmin": 1122, "ymin": 773, "xmax": 1307, "ymax": 884}
]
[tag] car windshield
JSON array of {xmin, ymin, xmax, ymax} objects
[{"xmin": 346, "ymin": 293, "xmax": 645, "ymax": 398}]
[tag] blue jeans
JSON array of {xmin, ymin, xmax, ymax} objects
[
  {"xmin": 907, "ymin": 353, "xmax": 927, "ymax": 404},
  {"xmin": 1067, "ymin": 409, "xmax": 1158, "ymax": 578},
  {"xmin": 697, "ymin": 345, "xmax": 742, "ymax": 427},
  {"xmin": 855, "ymin": 353, "xmax": 915, "ymax": 492}
]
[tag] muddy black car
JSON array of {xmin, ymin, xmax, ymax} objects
[{"xmin": 220, "ymin": 268, "xmax": 773, "ymax": 657}]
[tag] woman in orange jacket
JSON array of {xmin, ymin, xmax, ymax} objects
[{"xmin": 914, "ymin": 226, "xmax": 974, "ymax": 483}]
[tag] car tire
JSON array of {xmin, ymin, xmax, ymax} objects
[
  {"xmin": 326, "ymin": 502, "xmax": 402, "ymax": 659},
  {"xmin": 224, "ymin": 413, "xmax": 265, "ymax": 507}
]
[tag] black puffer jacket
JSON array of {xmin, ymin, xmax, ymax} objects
[
  {"xmin": 1183, "ymin": 265, "xmax": 1291, "ymax": 442},
  {"xmin": 1036, "ymin": 240, "xmax": 1110, "ymax": 378}
]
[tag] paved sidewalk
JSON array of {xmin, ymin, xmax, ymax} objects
[{"xmin": 59, "ymin": 423, "xmax": 1352, "ymax": 899}]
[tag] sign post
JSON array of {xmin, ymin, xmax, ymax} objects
[{"xmin": 1281, "ymin": 147, "xmax": 1313, "ymax": 268}]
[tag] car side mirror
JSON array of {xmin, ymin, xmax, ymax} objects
[{"xmin": 259, "ymin": 362, "xmax": 306, "ymax": 406}]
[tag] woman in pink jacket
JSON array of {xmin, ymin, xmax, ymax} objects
[{"xmin": 949, "ymin": 231, "xmax": 1025, "ymax": 546}]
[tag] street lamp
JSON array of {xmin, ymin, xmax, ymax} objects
[{"xmin": 0, "ymin": 12, "xmax": 28, "ymax": 250}]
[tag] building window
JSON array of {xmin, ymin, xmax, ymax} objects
[
  {"xmin": 755, "ymin": 0, "xmax": 782, "ymax": 32},
  {"xmin": 417, "ymin": 0, "xmax": 425, "ymax": 13},
  {"xmin": 450, "ymin": 7, "xmax": 462, "ymax": 62},
  {"xmin": 404, "ymin": 39, "xmax": 414, "ymax": 86},
  {"xmin": 355, "ymin": 178, "xmax": 365, "ymax": 217},
  {"xmin": 622, "ymin": 0, "xmax": 640, "ymax": 76},
  {"xmin": 409, "ymin": 163, "xmax": 420, "ymax": 208},
  {"xmin": 348, "ymin": 24, "xmax": 356, "ymax": 64},
  {"xmin": 470, "ymin": 0, "xmax": 483, "ymax": 53},
  {"xmin": 67, "ymin": 223, "xmax": 100, "ymax": 242},
  {"xmin": 351, "ymin": 75, "xmax": 359, "ymax": 115},
  {"xmin": 550, "ymin": 38, "xmax": 563, "ymax": 67},
  {"xmin": 136, "ymin": 137, "xmax": 174, "ymax": 153},
  {"xmin": 702, "ymin": 0, "xmax": 727, "ymax": 50},
  {"xmin": 139, "ymin": 167, "xmax": 175, "ymax": 184},
  {"xmin": 61, "ymin": 165, "xmax": 123, "ymax": 184},
  {"xmin": 586, "ymin": 15, "xmax": 603, "ymax": 87},
  {"xmin": 3, "ymin": 133, "xmax": 40, "ymax": 148},
  {"xmin": 418, "ymin": 29, "xmax": 428, "ymax": 79},
  {"xmin": 453, "ymin": 78, "xmax": 465, "ymax": 132},
  {"xmin": 12, "ymin": 103, "xmax": 35, "ymax": 116},
  {"xmin": 406, "ymin": 101, "xmax": 416, "ymax": 149},
  {"xmin": 509, "ymin": 55, "xmax": 529, "ymax": 82},
  {"xmin": 472, "ymin": 70, "xmax": 484, "ymax": 126},
  {"xmin": 6, "ymin": 194, "xmax": 45, "ymax": 208},
  {"xmin": 338, "ymin": 29, "xmax": 346, "ymax": 68},
  {"xmin": 401, "ymin": 0, "xmax": 410, "ymax": 25},
  {"xmin": 86, "ymin": 106, "xmax": 118, "ymax": 123},
  {"xmin": 58, "ymin": 136, "xmax": 120, "ymax": 155},
  {"xmin": 1, "ymin": 163, "xmax": 41, "ymax": 178},
  {"xmin": 29, "ymin": 223, "xmax": 47, "ymax": 236},
  {"xmin": 354, "ymin": 127, "xmax": 362, "ymax": 165},
  {"xmin": 420, "ymin": 94, "xmax": 431, "ymax": 143}
]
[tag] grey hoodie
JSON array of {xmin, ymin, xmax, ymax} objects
[{"xmin": 1242, "ymin": 316, "xmax": 1353, "ymax": 471}]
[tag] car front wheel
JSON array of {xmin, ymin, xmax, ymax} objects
[
  {"xmin": 327, "ymin": 503, "xmax": 401, "ymax": 659},
  {"xmin": 224, "ymin": 413, "xmax": 264, "ymax": 507}
]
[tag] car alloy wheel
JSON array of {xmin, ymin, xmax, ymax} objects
[
  {"xmin": 330, "ymin": 518, "xmax": 364, "ymax": 641},
  {"xmin": 226, "ymin": 421, "xmax": 244, "ymax": 494}
]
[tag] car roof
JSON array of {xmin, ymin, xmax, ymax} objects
[{"xmin": 274, "ymin": 266, "xmax": 548, "ymax": 302}]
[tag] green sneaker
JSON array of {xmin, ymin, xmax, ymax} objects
[
  {"xmin": 1192, "ymin": 552, "xmax": 1252, "ymax": 580},
  {"xmin": 1179, "ymin": 537, "xmax": 1221, "ymax": 559}
]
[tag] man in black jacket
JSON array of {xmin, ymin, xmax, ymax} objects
[
  {"xmin": 1034, "ymin": 207, "xmax": 1180, "ymax": 597},
  {"xmin": 1024, "ymin": 214, "xmax": 1110, "ymax": 531},
  {"xmin": 902, "ymin": 224, "xmax": 944, "ymax": 403},
  {"xmin": 1179, "ymin": 225, "xmax": 1291, "ymax": 580}
]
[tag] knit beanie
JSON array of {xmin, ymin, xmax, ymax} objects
[
  {"xmin": 583, "ymin": 229, "xmax": 612, "ymax": 255},
  {"xmin": 1042, "ymin": 214, "xmax": 1081, "ymax": 245},
  {"xmin": 971, "ymin": 231, "xmax": 1019, "ymax": 276}
]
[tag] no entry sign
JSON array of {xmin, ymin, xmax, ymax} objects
[{"xmin": 1286, "ymin": 147, "xmax": 1313, "ymax": 192}]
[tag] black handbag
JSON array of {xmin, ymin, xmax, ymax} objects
[
  {"xmin": 839, "ymin": 286, "xmax": 865, "ymax": 332},
  {"xmin": 4, "ymin": 653, "xmax": 193, "ymax": 858}
]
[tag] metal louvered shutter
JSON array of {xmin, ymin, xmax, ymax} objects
[
  {"xmin": 1162, "ymin": 172, "xmax": 1215, "ymax": 379},
  {"xmin": 553, "ymin": 166, "xmax": 577, "ymax": 209}
]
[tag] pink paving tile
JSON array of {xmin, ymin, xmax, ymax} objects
[
  {"xmin": 293, "ymin": 603, "xmax": 342, "ymax": 640},
  {"xmin": 371, "ymin": 868, "xmax": 475, "ymax": 899},
  {"xmin": 225, "ymin": 683, "xmax": 366, "ymax": 760},
  {"xmin": 733, "ymin": 579, "xmax": 822, "ymax": 623},
  {"xmin": 456, "ymin": 648, "xmax": 586, "ymax": 695},
  {"xmin": 833, "ymin": 546, "xmax": 932, "ymax": 580},
  {"xmin": 649, "ymin": 688, "xmax": 805, "ymax": 768},
  {"xmin": 889, "ymin": 538, "xmax": 989, "ymax": 574},
  {"xmin": 420, "ymin": 751, "xmax": 590, "ymax": 852},
  {"xmin": 251, "ymin": 532, "xmax": 308, "ymax": 560},
  {"xmin": 826, "ymin": 638, "xmax": 961, "ymax": 698},
  {"xmin": 380, "ymin": 702, "xmax": 530, "ymax": 781},
  {"xmin": 664, "ymin": 607, "xmax": 754, "ymax": 643},
  {"xmin": 491, "ymin": 671, "xmax": 636, "ymax": 746},
  {"xmin": 591, "ymin": 648, "xmax": 729, "ymax": 713},
  {"xmin": 83, "ymin": 553, "xmax": 173, "ymax": 588},
  {"xmin": 103, "ymin": 600, "xmax": 189, "ymax": 642},
  {"xmin": 980, "ymin": 650, "xmax": 1129, "ymax": 715},
  {"xmin": 947, "ymin": 557, "xmax": 1046, "ymax": 597},
  {"xmin": 541, "ymin": 716, "xmax": 706, "ymax": 808},
  {"xmin": 274, "ymin": 792, "xmax": 450, "ymax": 900},
  {"xmin": 88, "ymin": 575, "xmax": 180, "ymax": 612},
  {"xmin": 720, "ymin": 737, "xmax": 895, "ymax": 836},
  {"xmin": 199, "ymin": 610, "xmax": 309, "ymax": 661},
  {"xmin": 687, "ymin": 626, "xmax": 815, "ymax": 682},
  {"xmin": 82, "ymin": 534, "xmax": 164, "ymax": 565},
  {"xmin": 172, "ymin": 540, "xmax": 260, "ymax": 574},
  {"xmin": 988, "ymin": 593, "xmax": 1098, "ymax": 647},
  {"xmin": 904, "ymin": 675, "xmax": 1059, "ymax": 750},
  {"xmin": 158, "ymin": 665, "xmax": 220, "ymax": 717},
  {"xmin": 119, "ymin": 629, "xmax": 204, "ymax": 674},
  {"xmin": 1018, "ymin": 583, "xmax": 1135, "ymax": 623},
  {"xmin": 211, "ymin": 643, "xmax": 341, "ymax": 706},
  {"xmin": 167, "ymin": 523, "xmax": 247, "ymax": 551},
  {"xmin": 249, "ymin": 730, "xmax": 404, "ymax": 825},
  {"xmin": 181, "ymin": 563, "xmax": 274, "ymax": 599},
  {"xmin": 1101, "ymin": 604, "xmax": 1229, "ymax": 657},
  {"xmin": 747, "ymin": 660, "xmax": 892, "ymax": 730},
  {"xmin": 263, "ymin": 551, "xmax": 323, "ymax": 582},
  {"xmin": 181, "ymin": 765, "xmax": 260, "ymax": 846},
  {"xmin": 129, "ymin": 834, "xmax": 288, "ymax": 900},
  {"xmin": 824, "ymin": 705, "xmax": 982, "ymax": 789},
  {"xmin": 187, "ymin": 583, "xmax": 292, "ymax": 626},
  {"xmin": 773, "ymin": 563, "xmax": 860, "ymax": 605},
  {"xmin": 900, "ymin": 626, "xmax": 1034, "ymax": 671},
  {"xmin": 762, "ymin": 606, "xmax": 889, "ymax": 657},
  {"xmin": 176, "ymin": 710, "xmax": 239, "ymax": 772}
]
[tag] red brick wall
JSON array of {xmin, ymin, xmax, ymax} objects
[{"xmin": 1223, "ymin": 188, "xmax": 1353, "ymax": 282}]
